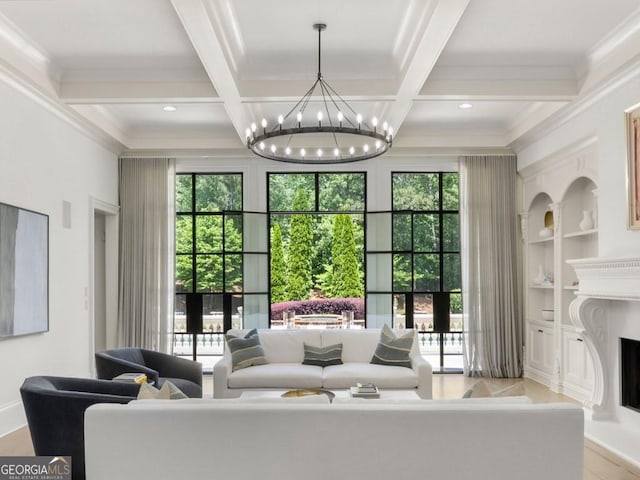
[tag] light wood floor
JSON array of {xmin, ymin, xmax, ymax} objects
[{"xmin": 3, "ymin": 375, "xmax": 639, "ymax": 480}]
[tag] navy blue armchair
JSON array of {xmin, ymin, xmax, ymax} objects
[
  {"xmin": 95, "ymin": 347, "xmax": 202, "ymax": 398},
  {"xmin": 20, "ymin": 376, "xmax": 139, "ymax": 480}
]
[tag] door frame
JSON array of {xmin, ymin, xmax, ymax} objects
[{"xmin": 88, "ymin": 197, "xmax": 119, "ymax": 376}]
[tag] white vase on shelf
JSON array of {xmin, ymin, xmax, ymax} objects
[
  {"xmin": 533, "ymin": 265, "xmax": 546, "ymax": 284},
  {"xmin": 579, "ymin": 210, "xmax": 594, "ymax": 231}
]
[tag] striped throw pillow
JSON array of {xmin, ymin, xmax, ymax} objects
[
  {"xmin": 225, "ymin": 329, "xmax": 268, "ymax": 371},
  {"xmin": 302, "ymin": 342, "xmax": 343, "ymax": 367},
  {"xmin": 370, "ymin": 324, "xmax": 414, "ymax": 368}
]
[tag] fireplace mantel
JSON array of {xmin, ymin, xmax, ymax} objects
[
  {"xmin": 567, "ymin": 257, "xmax": 640, "ymax": 301},
  {"xmin": 567, "ymin": 256, "xmax": 640, "ymax": 419}
]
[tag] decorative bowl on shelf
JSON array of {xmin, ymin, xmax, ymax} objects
[{"xmin": 541, "ymin": 309, "xmax": 554, "ymax": 321}]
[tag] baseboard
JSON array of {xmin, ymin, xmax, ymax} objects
[
  {"xmin": 0, "ymin": 400, "xmax": 27, "ymax": 438},
  {"xmin": 523, "ymin": 367, "xmax": 552, "ymax": 387},
  {"xmin": 584, "ymin": 419, "xmax": 640, "ymax": 470},
  {"xmin": 559, "ymin": 382, "xmax": 591, "ymax": 404}
]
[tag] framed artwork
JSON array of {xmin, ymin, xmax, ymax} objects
[
  {"xmin": 626, "ymin": 105, "xmax": 640, "ymax": 230},
  {"xmin": 0, "ymin": 202, "xmax": 49, "ymax": 338}
]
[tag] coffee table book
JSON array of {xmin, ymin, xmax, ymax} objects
[
  {"xmin": 349, "ymin": 386, "xmax": 380, "ymax": 398},
  {"xmin": 112, "ymin": 373, "xmax": 148, "ymax": 384}
]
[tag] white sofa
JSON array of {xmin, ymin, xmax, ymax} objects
[
  {"xmin": 213, "ymin": 328, "xmax": 432, "ymax": 399},
  {"xmin": 84, "ymin": 399, "xmax": 584, "ymax": 480}
]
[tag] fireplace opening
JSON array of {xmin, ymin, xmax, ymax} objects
[{"xmin": 621, "ymin": 337, "xmax": 640, "ymax": 413}]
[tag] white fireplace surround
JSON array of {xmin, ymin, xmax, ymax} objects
[{"xmin": 567, "ymin": 256, "xmax": 640, "ymax": 420}]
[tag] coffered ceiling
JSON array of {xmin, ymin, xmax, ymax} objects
[{"xmin": 0, "ymin": 0, "xmax": 639, "ymax": 157}]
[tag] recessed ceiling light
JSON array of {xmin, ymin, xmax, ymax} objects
[
  {"xmin": 458, "ymin": 103, "xmax": 473, "ymax": 109},
  {"xmin": 163, "ymin": 105, "xmax": 177, "ymax": 112}
]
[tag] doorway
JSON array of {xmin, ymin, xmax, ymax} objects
[{"xmin": 89, "ymin": 198, "xmax": 119, "ymax": 375}]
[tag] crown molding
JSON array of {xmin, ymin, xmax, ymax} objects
[
  {"xmin": 0, "ymin": 59, "xmax": 124, "ymax": 154},
  {"xmin": 511, "ymin": 54, "xmax": 640, "ymax": 153}
]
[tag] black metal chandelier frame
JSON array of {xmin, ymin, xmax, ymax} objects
[{"xmin": 246, "ymin": 23, "xmax": 393, "ymax": 164}]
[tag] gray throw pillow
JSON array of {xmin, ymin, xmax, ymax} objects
[
  {"xmin": 225, "ymin": 328, "xmax": 268, "ymax": 371},
  {"xmin": 370, "ymin": 324, "xmax": 414, "ymax": 368},
  {"xmin": 302, "ymin": 342, "xmax": 343, "ymax": 367}
]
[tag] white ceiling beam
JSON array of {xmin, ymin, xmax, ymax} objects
[
  {"xmin": 395, "ymin": 131, "xmax": 509, "ymax": 149},
  {"xmin": 382, "ymin": 0, "xmax": 470, "ymax": 135},
  {"xmin": 61, "ymin": 81, "xmax": 219, "ymax": 104},
  {"xmin": 418, "ymin": 79, "xmax": 577, "ymax": 102},
  {"xmin": 125, "ymin": 135, "xmax": 244, "ymax": 151},
  {"xmin": 171, "ymin": 0, "xmax": 250, "ymax": 142}
]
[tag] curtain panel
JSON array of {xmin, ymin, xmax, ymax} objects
[
  {"xmin": 460, "ymin": 155, "xmax": 522, "ymax": 377},
  {"xmin": 118, "ymin": 158, "xmax": 175, "ymax": 352}
]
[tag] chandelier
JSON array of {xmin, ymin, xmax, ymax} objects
[{"xmin": 246, "ymin": 23, "xmax": 393, "ymax": 164}]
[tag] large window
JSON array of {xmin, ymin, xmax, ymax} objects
[
  {"xmin": 391, "ymin": 172, "xmax": 462, "ymax": 371},
  {"xmin": 174, "ymin": 173, "xmax": 244, "ymax": 366},
  {"xmin": 267, "ymin": 172, "xmax": 366, "ymax": 327}
]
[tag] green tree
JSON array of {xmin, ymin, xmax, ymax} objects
[
  {"xmin": 195, "ymin": 174, "xmax": 242, "ymax": 211},
  {"xmin": 331, "ymin": 214, "xmax": 363, "ymax": 297},
  {"xmin": 286, "ymin": 189, "xmax": 313, "ymax": 300},
  {"xmin": 270, "ymin": 223, "xmax": 287, "ymax": 302},
  {"xmin": 192, "ymin": 215, "xmax": 242, "ymax": 292}
]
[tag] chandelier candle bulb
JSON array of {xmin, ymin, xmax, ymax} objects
[
  {"xmin": 300, "ymin": 148, "xmax": 306, "ymax": 157},
  {"xmin": 317, "ymin": 149, "xmax": 322, "ymax": 157}
]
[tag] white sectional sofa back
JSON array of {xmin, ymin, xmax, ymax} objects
[
  {"xmin": 84, "ymin": 400, "xmax": 584, "ymax": 480},
  {"xmin": 213, "ymin": 328, "xmax": 432, "ymax": 399}
]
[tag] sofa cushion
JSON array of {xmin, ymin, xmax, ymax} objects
[
  {"xmin": 225, "ymin": 329, "xmax": 268, "ymax": 371},
  {"xmin": 302, "ymin": 342, "xmax": 343, "ymax": 367},
  {"xmin": 258, "ymin": 330, "xmax": 323, "ymax": 363},
  {"xmin": 322, "ymin": 362, "xmax": 419, "ymax": 389},
  {"xmin": 370, "ymin": 325, "xmax": 414, "ymax": 368},
  {"xmin": 321, "ymin": 329, "xmax": 380, "ymax": 363},
  {"xmin": 227, "ymin": 363, "xmax": 323, "ymax": 389}
]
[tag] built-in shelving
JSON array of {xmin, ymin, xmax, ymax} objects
[{"xmin": 521, "ymin": 143, "xmax": 598, "ymax": 400}]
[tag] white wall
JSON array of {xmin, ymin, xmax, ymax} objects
[
  {"xmin": 0, "ymin": 81, "xmax": 118, "ymax": 436},
  {"xmin": 517, "ymin": 68, "xmax": 640, "ymax": 258},
  {"xmin": 176, "ymin": 154, "xmax": 459, "ymax": 211}
]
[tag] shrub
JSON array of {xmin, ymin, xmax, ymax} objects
[{"xmin": 271, "ymin": 298, "xmax": 364, "ymax": 321}]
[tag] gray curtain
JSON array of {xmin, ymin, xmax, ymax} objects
[
  {"xmin": 460, "ymin": 155, "xmax": 522, "ymax": 377},
  {"xmin": 118, "ymin": 158, "xmax": 175, "ymax": 352}
]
